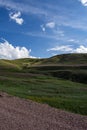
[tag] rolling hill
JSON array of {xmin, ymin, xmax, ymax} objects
[
  {"xmin": 1, "ymin": 53, "xmax": 87, "ymax": 67},
  {"xmin": 0, "ymin": 53, "xmax": 87, "ymax": 115},
  {"xmin": 0, "ymin": 53, "xmax": 87, "ymax": 84}
]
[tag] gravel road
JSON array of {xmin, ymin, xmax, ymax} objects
[{"xmin": 0, "ymin": 92, "xmax": 87, "ymax": 130}]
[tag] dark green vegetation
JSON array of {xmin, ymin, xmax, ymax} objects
[{"xmin": 0, "ymin": 53, "xmax": 87, "ymax": 115}]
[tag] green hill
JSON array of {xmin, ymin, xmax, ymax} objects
[
  {"xmin": 12, "ymin": 53, "xmax": 87, "ymax": 84},
  {"xmin": 1, "ymin": 53, "xmax": 87, "ymax": 67},
  {"xmin": 0, "ymin": 53, "xmax": 87, "ymax": 115},
  {"xmin": 0, "ymin": 53, "xmax": 87, "ymax": 83},
  {"xmin": 46, "ymin": 53, "xmax": 87, "ymax": 65}
]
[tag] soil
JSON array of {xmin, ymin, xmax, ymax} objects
[{"xmin": 0, "ymin": 92, "xmax": 87, "ymax": 130}]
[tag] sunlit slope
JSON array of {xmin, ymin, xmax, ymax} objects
[
  {"xmin": 0, "ymin": 59, "xmax": 21, "ymax": 70},
  {"xmin": 1, "ymin": 53, "xmax": 87, "ymax": 68},
  {"xmin": 13, "ymin": 53, "xmax": 87, "ymax": 66}
]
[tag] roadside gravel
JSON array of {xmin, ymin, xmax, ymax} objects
[{"xmin": 0, "ymin": 92, "xmax": 87, "ymax": 130}]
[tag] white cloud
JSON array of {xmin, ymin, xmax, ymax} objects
[
  {"xmin": 40, "ymin": 25, "xmax": 46, "ymax": 32},
  {"xmin": 47, "ymin": 45, "xmax": 87, "ymax": 54},
  {"xmin": 67, "ymin": 39, "xmax": 75, "ymax": 42},
  {"xmin": 0, "ymin": 0, "xmax": 47, "ymax": 16},
  {"xmin": 1, "ymin": 0, "xmax": 87, "ymax": 31},
  {"xmin": 9, "ymin": 11, "xmax": 24, "ymax": 25},
  {"xmin": 80, "ymin": 0, "xmax": 87, "ymax": 6},
  {"xmin": 46, "ymin": 22, "xmax": 55, "ymax": 29},
  {"xmin": 67, "ymin": 39, "xmax": 79, "ymax": 43},
  {"xmin": 47, "ymin": 45, "xmax": 73, "ymax": 52},
  {"xmin": 0, "ymin": 0, "xmax": 87, "ymax": 31},
  {"xmin": 0, "ymin": 39, "xmax": 33, "ymax": 59},
  {"xmin": 40, "ymin": 22, "xmax": 55, "ymax": 32},
  {"xmin": 74, "ymin": 45, "xmax": 87, "ymax": 53}
]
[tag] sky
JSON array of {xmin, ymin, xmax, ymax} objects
[{"xmin": 0, "ymin": 0, "xmax": 87, "ymax": 59}]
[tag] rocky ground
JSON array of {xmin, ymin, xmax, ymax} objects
[{"xmin": 0, "ymin": 92, "xmax": 87, "ymax": 130}]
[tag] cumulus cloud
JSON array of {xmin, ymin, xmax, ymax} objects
[
  {"xmin": 74, "ymin": 45, "xmax": 87, "ymax": 53},
  {"xmin": 80, "ymin": 0, "xmax": 87, "ymax": 6},
  {"xmin": 47, "ymin": 45, "xmax": 87, "ymax": 54},
  {"xmin": 9, "ymin": 11, "xmax": 24, "ymax": 25},
  {"xmin": 46, "ymin": 22, "xmax": 55, "ymax": 29},
  {"xmin": 0, "ymin": 39, "xmax": 33, "ymax": 59}
]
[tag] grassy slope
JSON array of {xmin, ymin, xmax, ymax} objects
[
  {"xmin": 1, "ymin": 53, "xmax": 87, "ymax": 67},
  {"xmin": 14, "ymin": 53, "xmax": 87, "ymax": 84},
  {"xmin": 0, "ymin": 71, "xmax": 87, "ymax": 115},
  {"xmin": 45, "ymin": 53, "xmax": 87, "ymax": 65},
  {"xmin": 0, "ymin": 53, "xmax": 87, "ymax": 115}
]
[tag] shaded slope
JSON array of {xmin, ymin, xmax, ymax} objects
[
  {"xmin": 38, "ymin": 53, "xmax": 87, "ymax": 65},
  {"xmin": 0, "ymin": 53, "xmax": 87, "ymax": 84},
  {"xmin": 15, "ymin": 54, "xmax": 87, "ymax": 84}
]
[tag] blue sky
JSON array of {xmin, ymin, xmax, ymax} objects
[{"xmin": 0, "ymin": 0, "xmax": 87, "ymax": 59}]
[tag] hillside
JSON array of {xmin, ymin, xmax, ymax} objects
[
  {"xmin": 0, "ymin": 53, "xmax": 87, "ymax": 84},
  {"xmin": 0, "ymin": 53, "xmax": 87, "ymax": 67},
  {"xmin": 13, "ymin": 53, "xmax": 87, "ymax": 66},
  {"xmin": 0, "ymin": 53, "xmax": 87, "ymax": 115},
  {"xmin": 45, "ymin": 53, "xmax": 87, "ymax": 65}
]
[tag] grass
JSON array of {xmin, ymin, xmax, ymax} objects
[
  {"xmin": 0, "ymin": 70, "xmax": 87, "ymax": 115},
  {"xmin": 0, "ymin": 53, "xmax": 87, "ymax": 115}
]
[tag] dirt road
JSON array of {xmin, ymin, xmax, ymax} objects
[{"xmin": 0, "ymin": 92, "xmax": 87, "ymax": 130}]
